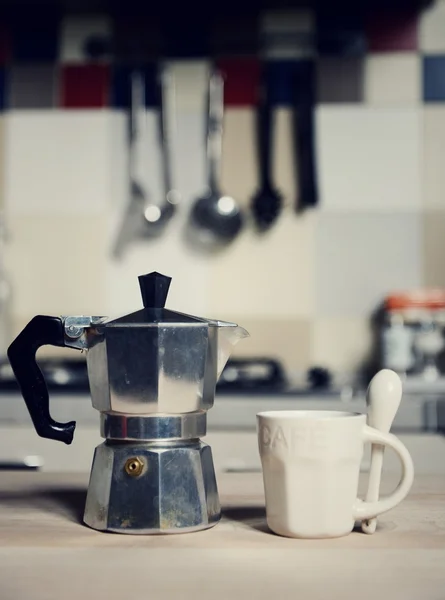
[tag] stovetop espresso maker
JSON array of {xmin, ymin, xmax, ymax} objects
[{"xmin": 8, "ymin": 272, "xmax": 248, "ymax": 534}]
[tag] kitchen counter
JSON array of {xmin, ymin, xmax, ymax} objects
[{"xmin": 0, "ymin": 471, "xmax": 444, "ymax": 600}]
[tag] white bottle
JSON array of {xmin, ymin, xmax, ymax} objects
[
  {"xmin": 382, "ymin": 312, "xmax": 414, "ymax": 375},
  {"xmin": 414, "ymin": 314, "xmax": 444, "ymax": 381}
]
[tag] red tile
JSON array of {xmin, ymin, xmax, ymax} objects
[
  {"xmin": 60, "ymin": 64, "xmax": 110, "ymax": 108},
  {"xmin": 366, "ymin": 12, "xmax": 418, "ymax": 52},
  {"xmin": 216, "ymin": 58, "xmax": 260, "ymax": 106},
  {"xmin": 0, "ymin": 24, "xmax": 11, "ymax": 64}
]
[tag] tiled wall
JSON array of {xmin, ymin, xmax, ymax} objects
[{"xmin": 2, "ymin": 4, "xmax": 445, "ymax": 376}]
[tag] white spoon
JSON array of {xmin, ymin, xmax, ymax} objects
[{"xmin": 361, "ymin": 368, "xmax": 402, "ymax": 534}]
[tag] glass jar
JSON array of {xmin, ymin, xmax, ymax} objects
[{"xmin": 381, "ymin": 291, "xmax": 445, "ymax": 380}]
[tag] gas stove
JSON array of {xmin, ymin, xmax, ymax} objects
[
  {"xmin": 0, "ymin": 356, "xmax": 443, "ymax": 429},
  {"xmin": 0, "ymin": 357, "xmax": 444, "ymax": 475},
  {"xmin": 0, "ymin": 356, "xmax": 291, "ymax": 394},
  {"xmin": 0, "ymin": 356, "xmax": 352, "ymax": 396}
]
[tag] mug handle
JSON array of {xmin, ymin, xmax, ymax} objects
[{"xmin": 352, "ymin": 425, "xmax": 414, "ymax": 521}]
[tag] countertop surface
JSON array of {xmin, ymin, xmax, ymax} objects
[{"xmin": 0, "ymin": 471, "xmax": 444, "ymax": 600}]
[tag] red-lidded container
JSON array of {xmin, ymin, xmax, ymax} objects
[{"xmin": 382, "ymin": 290, "xmax": 445, "ymax": 376}]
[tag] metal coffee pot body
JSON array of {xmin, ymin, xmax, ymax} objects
[
  {"xmin": 86, "ymin": 309, "xmax": 243, "ymax": 417},
  {"xmin": 8, "ymin": 272, "xmax": 248, "ymax": 534}
]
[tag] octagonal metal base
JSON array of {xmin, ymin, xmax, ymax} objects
[{"xmin": 83, "ymin": 440, "xmax": 221, "ymax": 534}]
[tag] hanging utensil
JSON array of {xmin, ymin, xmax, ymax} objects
[
  {"xmin": 112, "ymin": 69, "xmax": 148, "ymax": 259},
  {"xmin": 142, "ymin": 63, "xmax": 179, "ymax": 231},
  {"xmin": 189, "ymin": 68, "xmax": 244, "ymax": 248},
  {"xmin": 292, "ymin": 60, "xmax": 318, "ymax": 211},
  {"xmin": 112, "ymin": 66, "xmax": 177, "ymax": 258},
  {"xmin": 250, "ymin": 64, "xmax": 283, "ymax": 231}
]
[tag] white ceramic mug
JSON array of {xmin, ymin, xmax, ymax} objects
[{"xmin": 257, "ymin": 410, "xmax": 414, "ymax": 539}]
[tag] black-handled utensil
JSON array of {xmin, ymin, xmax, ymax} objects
[
  {"xmin": 293, "ymin": 61, "xmax": 318, "ymax": 211},
  {"xmin": 251, "ymin": 65, "xmax": 283, "ymax": 231}
]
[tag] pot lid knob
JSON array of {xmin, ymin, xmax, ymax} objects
[{"xmin": 138, "ymin": 272, "xmax": 172, "ymax": 308}]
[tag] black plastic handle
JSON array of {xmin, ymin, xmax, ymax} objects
[
  {"xmin": 293, "ymin": 61, "xmax": 319, "ymax": 210},
  {"xmin": 257, "ymin": 67, "xmax": 274, "ymax": 189},
  {"xmin": 7, "ymin": 315, "xmax": 76, "ymax": 444}
]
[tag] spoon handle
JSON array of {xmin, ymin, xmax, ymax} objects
[
  {"xmin": 157, "ymin": 63, "xmax": 174, "ymax": 197},
  {"xmin": 129, "ymin": 69, "xmax": 146, "ymax": 183},
  {"xmin": 292, "ymin": 61, "xmax": 318, "ymax": 210},
  {"xmin": 362, "ymin": 445, "xmax": 385, "ymax": 534},
  {"xmin": 257, "ymin": 65, "xmax": 274, "ymax": 189},
  {"xmin": 111, "ymin": 69, "xmax": 146, "ymax": 259},
  {"xmin": 206, "ymin": 68, "xmax": 224, "ymax": 192}
]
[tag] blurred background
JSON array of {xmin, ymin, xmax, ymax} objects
[{"xmin": 0, "ymin": 0, "xmax": 445, "ymax": 474}]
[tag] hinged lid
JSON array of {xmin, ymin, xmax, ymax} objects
[{"xmin": 107, "ymin": 271, "xmax": 212, "ymax": 327}]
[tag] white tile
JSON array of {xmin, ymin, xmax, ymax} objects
[
  {"xmin": 8, "ymin": 216, "xmax": 106, "ymax": 318},
  {"xmin": 316, "ymin": 106, "xmax": 421, "ymax": 212},
  {"xmin": 364, "ymin": 53, "xmax": 420, "ymax": 105},
  {"xmin": 172, "ymin": 111, "xmax": 207, "ymax": 203},
  {"xmin": 228, "ymin": 318, "xmax": 312, "ymax": 372},
  {"xmin": 5, "ymin": 111, "xmax": 112, "ymax": 217},
  {"xmin": 208, "ymin": 211, "xmax": 316, "ymax": 320},
  {"xmin": 423, "ymin": 212, "xmax": 445, "ymax": 287},
  {"xmin": 0, "ymin": 117, "xmax": 5, "ymax": 209},
  {"xmin": 311, "ymin": 318, "xmax": 373, "ymax": 372},
  {"xmin": 420, "ymin": 0, "xmax": 445, "ymax": 53},
  {"xmin": 220, "ymin": 108, "xmax": 256, "ymax": 209},
  {"xmin": 315, "ymin": 213, "xmax": 422, "ymax": 317},
  {"xmin": 273, "ymin": 108, "xmax": 297, "ymax": 210},
  {"xmin": 109, "ymin": 111, "xmax": 128, "ymax": 213},
  {"xmin": 168, "ymin": 61, "xmax": 210, "ymax": 113},
  {"xmin": 423, "ymin": 107, "xmax": 445, "ymax": 210},
  {"xmin": 60, "ymin": 15, "xmax": 111, "ymax": 62}
]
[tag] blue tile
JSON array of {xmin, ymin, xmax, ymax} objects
[
  {"xmin": 111, "ymin": 63, "xmax": 158, "ymax": 109},
  {"xmin": 265, "ymin": 60, "xmax": 314, "ymax": 107},
  {"xmin": 424, "ymin": 56, "xmax": 445, "ymax": 102},
  {"xmin": 265, "ymin": 61, "xmax": 295, "ymax": 106}
]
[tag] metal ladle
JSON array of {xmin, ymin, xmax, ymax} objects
[{"xmin": 189, "ymin": 69, "xmax": 244, "ymax": 248}]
